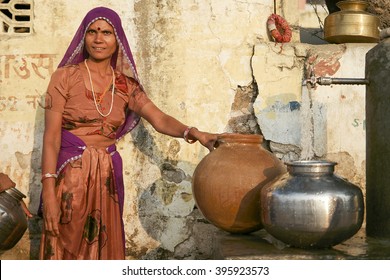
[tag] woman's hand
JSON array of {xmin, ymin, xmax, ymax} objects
[
  {"xmin": 188, "ymin": 128, "xmax": 219, "ymax": 152},
  {"xmin": 42, "ymin": 186, "xmax": 61, "ymax": 236},
  {"xmin": 41, "ymin": 109, "xmax": 62, "ymax": 236},
  {"xmin": 200, "ymin": 132, "xmax": 218, "ymax": 152},
  {"xmin": 0, "ymin": 172, "xmax": 33, "ymax": 218},
  {"xmin": 20, "ymin": 200, "xmax": 33, "ymax": 218}
]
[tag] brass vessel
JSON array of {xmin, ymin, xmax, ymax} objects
[{"xmin": 324, "ymin": 0, "xmax": 380, "ymax": 43}]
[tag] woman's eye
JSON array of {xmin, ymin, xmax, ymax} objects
[{"xmin": 103, "ymin": 31, "xmax": 112, "ymax": 35}]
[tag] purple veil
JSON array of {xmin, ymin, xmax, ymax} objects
[{"xmin": 58, "ymin": 6, "xmax": 141, "ymax": 138}]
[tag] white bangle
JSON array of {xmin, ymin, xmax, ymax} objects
[
  {"xmin": 183, "ymin": 126, "xmax": 197, "ymax": 144},
  {"xmin": 41, "ymin": 173, "xmax": 58, "ymax": 183}
]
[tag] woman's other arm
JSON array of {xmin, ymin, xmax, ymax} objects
[{"xmin": 41, "ymin": 109, "xmax": 62, "ymax": 236}]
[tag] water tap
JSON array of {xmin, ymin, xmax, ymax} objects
[{"xmin": 303, "ymin": 74, "xmax": 369, "ymax": 87}]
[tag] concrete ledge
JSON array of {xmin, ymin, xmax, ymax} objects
[{"xmin": 213, "ymin": 228, "xmax": 390, "ymax": 260}]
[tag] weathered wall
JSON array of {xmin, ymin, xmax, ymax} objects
[
  {"xmin": 0, "ymin": 0, "xmax": 373, "ymax": 260},
  {"xmin": 252, "ymin": 42, "xmax": 371, "ymax": 192}
]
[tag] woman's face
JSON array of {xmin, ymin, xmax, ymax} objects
[{"xmin": 84, "ymin": 19, "xmax": 117, "ymax": 62}]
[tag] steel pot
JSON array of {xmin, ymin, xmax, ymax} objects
[{"xmin": 260, "ymin": 160, "xmax": 364, "ymax": 248}]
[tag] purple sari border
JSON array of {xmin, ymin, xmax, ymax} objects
[{"xmin": 39, "ymin": 128, "xmax": 126, "ymax": 219}]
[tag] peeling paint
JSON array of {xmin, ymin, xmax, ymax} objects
[
  {"xmin": 306, "ymin": 45, "xmax": 346, "ymax": 77},
  {"xmin": 226, "ymin": 82, "xmax": 261, "ymax": 134},
  {"xmin": 160, "ymin": 162, "xmax": 186, "ymax": 184},
  {"xmin": 159, "ymin": 183, "xmax": 180, "ymax": 206},
  {"xmin": 14, "ymin": 151, "xmax": 31, "ymax": 169},
  {"xmin": 180, "ymin": 192, "xmax": 192, "ymax": 202}
]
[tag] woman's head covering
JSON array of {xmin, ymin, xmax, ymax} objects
[
  {"xmin": 58, "ymin": 7, "xmax": 142, "ymax": 138},
  {"xmin": 58, "ymin": 6, "xmax": 139, "ymax": 81}
]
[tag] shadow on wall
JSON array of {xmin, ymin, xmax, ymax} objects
[
  {"xmin": 131, "ymin": 122, "xmax": 217, "ymax": 260},
  {"xmin": 134, "ymin": 81, "xmax": 266, "ymax": 260},
  {"xmin": 300, "ymin": 27, "xmax": 328, "ymax": 45},
  {"xmin": 28, "ymin": 97, "xmax": 46, "ymax": 260}
]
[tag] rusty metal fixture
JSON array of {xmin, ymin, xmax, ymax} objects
[
  {"xmin": 260, "ymin": 160, "xmax": 364, "ymax": 248},
  {"xmin": 0, "ymin": 188, "xmax": 28, "ymax": 251},
  {"xmin": 192, "ymin": 134, "xmax": 286, "ymax": 234},
  {"xmin": 324, "ymin": 0, "xmax": 380, "ymax": 43},
  {"xmin": 304, "ymin": 75, "xmax": 369, "ymax": 86}
]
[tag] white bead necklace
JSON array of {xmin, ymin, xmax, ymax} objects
[{"xmin": 84, "ymin": 59, "xmax": 115, "ymax": 117}]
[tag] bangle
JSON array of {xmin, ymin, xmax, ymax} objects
[
  {"xmin": 41, "ymin": 173, "xmax": 58, "ymax": 183},
  {"xmin": 183, "ymin": 126, "xmax": 197, "ymax": 144}
]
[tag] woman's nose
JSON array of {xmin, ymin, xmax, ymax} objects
[{"xmin": 94, "ymin": 32, "xmax": 103, "ymax": 42}]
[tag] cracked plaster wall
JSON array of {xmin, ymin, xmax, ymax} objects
[
  {"xmin": 252, "ymin": 42, "xmax": 372, "ymax": 199},
  {"xmin": 0, "ymin": 0, "xmax": 371, "ymax": 260}
]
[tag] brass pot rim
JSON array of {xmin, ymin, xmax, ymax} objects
[{"xmin": 337, "ymin": 0, "xmax": 368, "ymax": 10}]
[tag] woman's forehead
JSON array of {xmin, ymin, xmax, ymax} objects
[{"xmin": 89, "ymin": 19, "xmax": 114, "ymax": 30}]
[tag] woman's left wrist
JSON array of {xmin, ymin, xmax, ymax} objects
[{"xmin": 183, "ymin": 126, "xmax": 197, "ymax": 144}]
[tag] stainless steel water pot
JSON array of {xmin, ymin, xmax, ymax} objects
[{"xmin": 260, "ymin": 160, "xmax": 364, "ymax": 248}]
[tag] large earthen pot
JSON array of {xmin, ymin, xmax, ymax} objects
[{"xmin": 192, "ymin": 133, "xmax": 286, "ymax": 233}]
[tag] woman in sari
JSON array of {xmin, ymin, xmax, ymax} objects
[{"xmin": 39, "ymin": 6, "xmax": 217, "ymax": 260}]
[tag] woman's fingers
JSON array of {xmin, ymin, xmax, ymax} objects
[{"xmin": 20, "ymin": 200, "xmax": 33, "ymax": 218}]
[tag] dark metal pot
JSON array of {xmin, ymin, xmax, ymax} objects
[
  {"xmin": 0, "ymin": 188, "xmax": 28, "ymax": 251},
  {"xmin": 260, "ymin": 160, "xmax": 364, "ymax": 248}
]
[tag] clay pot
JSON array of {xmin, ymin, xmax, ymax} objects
[
  {"xmin": 192, "ymin": 134, "xmax": 286, "ymax": 233},
  {"xmin": 0, "ymin": 187, "xmax": 28, "ymax": 251},
  {"xmin": 261, "ymin": 160, "xmax": 364, "ymax": 248}
]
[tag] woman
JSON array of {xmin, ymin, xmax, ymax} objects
[{"xmin": 40, "ymin": 6, "xmax": 218, "ymax": 260}]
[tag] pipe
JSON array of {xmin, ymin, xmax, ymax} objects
[
  {"xmin": 303, "ymin": 76, "xmax": 369, "ymax": 86},
  {"xmin": 316, "ymin": 77, "xmax": 369, "ymax": 86}
]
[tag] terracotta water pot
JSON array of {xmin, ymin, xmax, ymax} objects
[{"xmin": 192, "ymin": 133, "xmax": 286, "ymax": 233}]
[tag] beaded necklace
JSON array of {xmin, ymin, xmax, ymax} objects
[{"xmin": 84, "ymin": 59, "xmax": 115, "ymax": 117}]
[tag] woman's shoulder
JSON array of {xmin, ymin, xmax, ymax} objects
[
  {"xmin": 50, "ymin": 64, "xmax": 82, "ymax": 83},
  {"xmin": 46, "ymin": 65, "xmax": 82, "ymax": 91},
  {"xmin": 115, "ymin": 71, "xmax": 142, "ymax": 93},
  {"xmin": 115, "ymin": 71, "xmax": 139, "ymax": 84},
  {"xmin": 52, "ymin": 64, "xmax": 80, "ymax": 77}
]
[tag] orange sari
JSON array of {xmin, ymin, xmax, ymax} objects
[{"xmin": 40, "ymin": 147, "xmax": 125, "ymax": 259}]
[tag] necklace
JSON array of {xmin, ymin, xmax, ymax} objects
[{"xmin": 84, "ymin": 59, "xmax": 115, "ymax": 117}]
